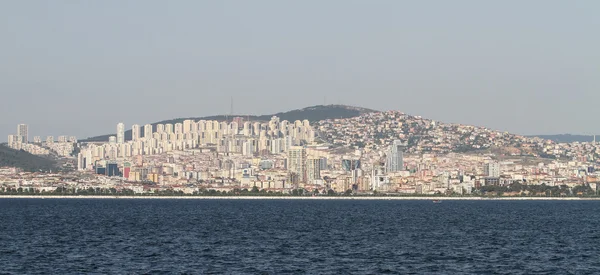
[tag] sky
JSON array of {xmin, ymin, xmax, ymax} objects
[{"xmin": 1, "ymin": 0, "xmax": 599, "ymax": 141}]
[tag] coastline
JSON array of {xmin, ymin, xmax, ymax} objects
[{"xmin": 1, "ymin": 195, "xmax": 600, "ymax": 200}]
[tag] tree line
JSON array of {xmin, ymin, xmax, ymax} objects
[{"xmin": 476, "ymin": 182, "xmax": 596, "ymax": 197}]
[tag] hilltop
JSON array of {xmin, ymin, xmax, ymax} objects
[
  {"xmin": 76, "ymin": 104, "xmax": 594, "ymax": 159},
  {"xmin": 0, "ymin": 144, "xmax": 57, "ymax": 172},
  {"xmin": 81, "ymin": 105, "xmax": 376, "ymax": 142},
  {"xmin": 317, "ymin": 111, "xmax": 561, "ymax": 158},
  {"xmin": 527, "ymin": 134, "xmax": 598, "ymax": 143}
]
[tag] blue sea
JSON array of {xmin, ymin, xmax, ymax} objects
[{"xmin": 0, "ymin": 199, "xmax": 599, "ymax": 274}]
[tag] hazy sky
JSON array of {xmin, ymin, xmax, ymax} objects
[{"xmin": 1, "ymin": 0, "xmax": 599, "ymax": 140}]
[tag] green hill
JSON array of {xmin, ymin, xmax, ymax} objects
[
  {"xmin": 0, "ymin": 144, "xmax": 57, "ymax": 172},
  {"xmin": 81, "ymin": 105, "xmax": 376, "ymax": 142}
]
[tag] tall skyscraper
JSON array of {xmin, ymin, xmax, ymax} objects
[
  {"xmin": 287, "ymin": 146, "xmax": 307, "ymax": 183},
  {"xmin": 306, "ymin": 158, "xmax": 321, "ymax": 182},
  {"xmin": 17, "ymin": 124, "xmax": 28, "ymax": 143},
  {"xmin": 144, "ymin": 124, "xmax": 153, "ymax": 138},
  {"xmin": 386, "ymin": 140, "xmax": 404, "ymax": 173},
  {"xmin": 131, "ymin": 124, "xmax": 141, "ymax": 141},
  {"xmin": 117, "ymin": 123, "xmax": 125, "ymax": 144},
  {"xmin": 484, "ymin": 162, "xmax": 501, "ymax": 178},
  {"xmin": 342, "ymin": 159, "xmax": 361, "ymax": 171}
]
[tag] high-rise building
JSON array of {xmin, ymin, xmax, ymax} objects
[
  {"xmin": 165, "ymin": 124, "xmax": 174, "ymax": 134},
  {"xmin": 117, "ymin": 123, "xmax": 125, "ymax": 144},
  {"xmin": 8, "ymin": 135, "xmax": 20, "ymax": 145},
  {"xmin": 144, "ymin": 124, "xmax": 153, "ymax": 138},
  {"xmin": 319, "ymin": 157, "xmax": 328, "ymax": 170},
  {"xmin": 77, "ymin": 152, "xmax": 86, "ymax": 170},
  {"xmin": 175, "ymin": 123, "xmax": 183, "ymax": 134},
  {"xmin": 123, "ymin": 162, "xmax": 131, "ymax": 179},
  {"xmin": 131, "ymin": 124, "xmax": 141, "ymax": 141},
  {"xmin": 106, "ymin": 162, "xmax": 120, "ymax": 177},
  {"xmin": 183, "ymin": 120, "xmax": 194, "ymax": 133},
  {"xmin": 386, "ymin": 140, "xmax": 404, "ymax": 173},
  {"xmin": 484, "ymin": 162, "xmax": 501, "ymax": 177},
  {"xmin": 342, "ymin": 159, "xmax": 361, "ymax": 171},
  {"xmin": 17, "ymin": 124, "xmax": 28, "ymax": 143},
  {"xmin": 232, "ymin": 117, "xmax": 244, "ymax": 126},
  {"xmin": 306, "ymin": 158, "xmax": 321, "ymax": 182},
  {"xmin": 287, "ymin": 146, "xmax": 307, "ymax": 183},
  {"xmin": 156, "ymin": 124, "xmax": 165, "ymax": 133}
]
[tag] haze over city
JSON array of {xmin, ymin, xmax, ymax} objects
[
  {"xmin": 4, "ymin": 2, "xmax": 600, "ymax": 274},
  {"xmin": 1, "ymin": 0, "xmax": 599, "ymax": 141}
]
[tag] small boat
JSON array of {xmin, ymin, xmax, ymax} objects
[{"xmin": 432, "ymin": 200, "xmax": 441, "ymax": 203}]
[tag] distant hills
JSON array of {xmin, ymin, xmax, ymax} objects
[
  {"xmin": 527, "ymin": 134, "xmax": 598, "ymax": 143},
  {"xmin": 81, "ymin": 105, "xmax": 377, "ymax": 142},
  {"xmin": 0, "ymin": 144, "xmax": 57, "ymax": 172},
  {"xmin": 79, "ymin": 104, "xmax": 600, "ymax": 145}
]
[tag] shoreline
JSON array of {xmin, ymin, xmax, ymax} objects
[{"xmin": 1, "ymin": 195, "xmax": 599, "ymax": 200}]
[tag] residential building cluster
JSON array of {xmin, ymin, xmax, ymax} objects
[
  {"xmin": 318, "ymin": 111, "xmax": 600, "ymax": 161},
  {"xmin": 2, "ymin": 111, "xmax": 600, "ymax": 196},
  {"xmin": 318, "ymin": 111, "xmax": 551, "ymax": 155},
  {"xmin": 6, "ymin": 124, "xmax": 77, "ymax": 156},
  {"xmin": 77, "ymin": 116, "xmax": 315, "ymax": 171}
]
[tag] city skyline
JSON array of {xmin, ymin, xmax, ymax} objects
[
  {"xmin": 5, "ymin": 115, "xmax": 600, "ymax": 197},
  {"xmin": 3, "ymin": 106, "xmax": 600, "ymax": 198},
  {"xmin": 4, "ymin": 103, "xmax": 600, "ymax": 144},
  {"xmin": 2, "ymin": 2, "xmax": 600, "ymax": 273},
  {"xmin": 2, "ymin": 1, "xmax": 600, "ymax": 140}
]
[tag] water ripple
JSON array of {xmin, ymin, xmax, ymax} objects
[{"xmin": 0, "ymin": 199, "xmax": 599, "ymax": 274}]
